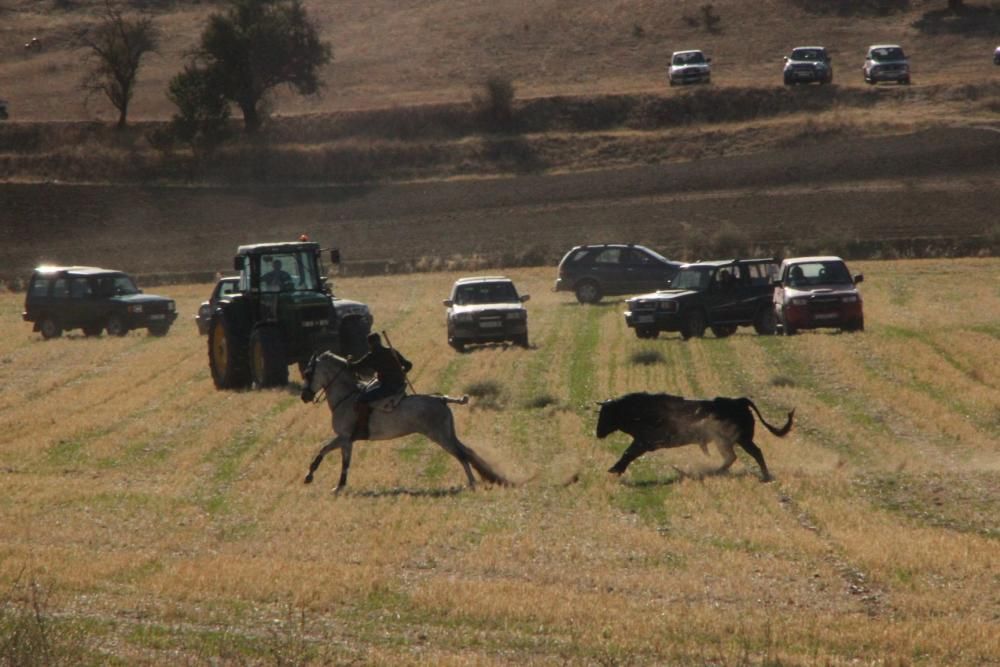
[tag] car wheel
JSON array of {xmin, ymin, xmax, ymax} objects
[
  {"xmin": 82, "ymin": 325, "xmax": 103, "ymax": 337},
  {"xmin": 753, "ymin": 308, "xmax": 777, "ymax": 336},
  {"xmin": 681, "ymin": 310, "xmax": 706, "ymax": 340},
  {"xmin": 779, "ymin": 313, "xmax": 798, "ymax": 336},
  {"xmin": 574, "ymin": 280, "xmax": 602, "ymax": 304},
  {"xmin": 39, "ymin": 316, "xmax": 62, "ymax": 340},
  {"xmin": 208, "ymin": 310, "xmax": 251, "ymax": 390},
  {"xmin": 514, "ymin": 333, "xmax": 530, "ymax": 348},
  {"xmin": 842, "ymin": 316, "xmax": 865, "ymax": 333},
  {"xmin": 635, "ymin": 327, "xmax": 658, "ymax": 340},
  {"xmin": 711, "ymin": 325, "xmax": 737, "ymax": 338},
  {"xmin": 250, "ymin": 326, "xmax": 289, "ymax": 388},
  {"xmin": 148, "ymin": 323, "xmax": 171, "ymax": 337},
  {"xmin": 901, "ymin": 77, "xmax": 911, "ymax": 85},
  {"xmin": 449, "ymin": 338, "xmax": 466, "ymax": 353},
  {"xmin": 106, "ymin": 314, "xmax": 128, "ymax": 337}
]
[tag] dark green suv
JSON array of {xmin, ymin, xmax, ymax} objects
[
  {"xmin": 624, "ymin": 258, "xmax": 779, "ymax": 339},
  {"xmin": 23, "ymin": 266, "xmax": 177, "ymax": 339}
]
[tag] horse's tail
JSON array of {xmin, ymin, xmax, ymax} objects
[
  {"xmin": 743, "ymin": 399, "xmax": 795, "ymax": 437},
  {"xmin": 457, "ymin": 440, "xmax": 511, "ymax": 486},
  {"xmin": 432, "ymin": 394, "xmax": 469, "ymax": 405}
]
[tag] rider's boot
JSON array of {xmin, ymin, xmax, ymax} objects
[{"xmin": 352, "ymin": 402, "xmax": 371, "ymax": 440}]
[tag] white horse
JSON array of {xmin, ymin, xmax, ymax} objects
[{"xmin": 300, "ymin": 351, "xmax": 509, "ymax": 492}]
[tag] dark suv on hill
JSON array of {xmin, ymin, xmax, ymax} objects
[
  {"xmin": 624, "ymin": 258, "xmax": 779, "ymax": 339},
  {"xmin": 23, "ymin": 266, "xmax": 177, "ymax": 339},
  {"xmin": 554, "ymin": 244, "xmax": 681, "ymax": 304}
]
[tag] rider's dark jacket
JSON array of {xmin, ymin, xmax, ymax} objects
[{"xmin": 350, "ymin": 344, "xmax": 412, "ymax": 401}]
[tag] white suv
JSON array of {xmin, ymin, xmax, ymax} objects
[
  {"xmin": 863, "ymin": 44, "xmax": 910, "ymax": 85},
  {"xmin": 668, "ymin": 50, "xmax": 712, "ymax": 86},
  {"xmin": 443, "ymin": 276, "xmax": 529, "ymax": 352}
]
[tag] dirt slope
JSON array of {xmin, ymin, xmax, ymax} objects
[{"xmin": 1, "ymin": 126, "xmax": 997, "ymax": 282}]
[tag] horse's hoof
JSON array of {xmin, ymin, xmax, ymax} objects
[{"xmin": 304, "ymin": 474, "xmax": 313, "ymax": 484}]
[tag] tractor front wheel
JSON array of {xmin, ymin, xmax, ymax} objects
[{"xmin": 209, "ymin": 311, "xmax": 251, "ymax": 389}]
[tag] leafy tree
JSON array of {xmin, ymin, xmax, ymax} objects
[
  {"xmin": 194, "ymin": 0, "xmax": 331, "ymax": 132},
  {"xmin": 81, "ymin": 1, "xmax": 159, "ymax": 129},
  {"xmin": 166, "ymin": 65, "xmax": 233, "ymax": 157}
]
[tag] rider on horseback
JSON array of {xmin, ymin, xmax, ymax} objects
[{"xmin": 349, "ymin": 332, "xmax": 412, "ymax": 440}]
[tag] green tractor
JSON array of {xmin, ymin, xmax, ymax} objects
[{"xmin": 208, "ymin": 241, "xmax": 373, "ymax": 389}]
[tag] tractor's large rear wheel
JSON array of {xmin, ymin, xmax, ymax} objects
[
  {"xmin": 209, "ymin": 311, "xmax": 251, "ymax": 389},
  {"xmin": 250, "ymin": 326, "xmax": 288, "ymax": 388}
]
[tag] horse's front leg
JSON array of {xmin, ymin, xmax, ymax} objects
[
  {"xmin": 304, "ymin": 435, "xmax": 343, "ymax": 484},
  {"xmin": 334, "ymin": 440, "xmax": 354, "ymax": 494}
]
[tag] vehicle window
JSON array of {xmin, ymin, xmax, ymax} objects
[
  {"xmin": 29, "ymin": 277, "xmax": 50, "ymax": 298},
  {"xmin": 786, "ymin": 261, "xmax": 852, "ymax": 287},
  {"xmin": 672, "ymin": 268, "xmax": 711, "ymax": 291},
  {"xmin": 52, "ymin": 278, "xmax": 69, "ymax": 298},
  {"xmin": 745, "ymin": 263, "xmax": 774, "ymax": 286},
  {"xmin": 69, "ymin": 278, "xmax": 92, "ymax": 299},
  {"xmin": 567, "ymin": 249, "xmax": 592, "ymax": 264},
  {"xmin": 259, "ymin": 252, "xmax": 319, "ymax": 292},
  {"xmin": 218, "ymin": 281, "xmax": 238, "ymax": 298},
  {"xmin": 454, "ymin": 282, "xmax": 519, "ymax": 305},
  {"xmin": 594, "ymin": 249, "xmax": 622, "ymax": 264},
  {"xmin": 673, "ymin": 52, "xmax": 705, "ymax": 65},
  {"xmin": 871, "ymin": 47, "xmax": 904, "ymax": 61},
  {"xmin": 791, "ymin": 49, "xmax": 823, "ymax": 61},
  {"xmin": 97, "ymin": 275, "xmax": 140, "ymax": 297},
  {"xmin": 623, "ymin": 249, "xmax": 654, "ymax": 265}
]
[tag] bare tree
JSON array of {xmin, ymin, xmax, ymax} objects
[{"xmin": 81, "ymin": 1, "xmax": 159, "ymax": 128}]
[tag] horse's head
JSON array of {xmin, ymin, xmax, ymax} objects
[{"xmin": 299, "ymin": 351, "xmax": 350, "ymax": 403}]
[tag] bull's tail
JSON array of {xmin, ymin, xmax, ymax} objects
[
  {"xmin": 744, "ymin": 399, "xmax": 794, "ymax": 437},
  {"xmin": 457, "ymin": 440, "xmax": 511, "ymax": 486}
]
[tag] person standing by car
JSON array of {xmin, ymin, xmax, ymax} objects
[{"xmin": 348, "ymin": 333, "xmax": 413, "ymax": 440}]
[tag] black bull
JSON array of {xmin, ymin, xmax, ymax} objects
[{"xmin": 596, "ymin": 393, "xmax": 794, "ymax": 481}]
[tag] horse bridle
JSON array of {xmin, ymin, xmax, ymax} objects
[{"xmin": 308, "ymin": 356, "xmax": 357, "ymax": 409}]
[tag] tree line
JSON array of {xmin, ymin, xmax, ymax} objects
[{"xmin": 83, "ymin": 0, "xmax": 330, "ymax": 150}]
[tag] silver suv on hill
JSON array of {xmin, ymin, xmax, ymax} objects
[
  {"xmin": 444, "ymin": 276, "xmax": 529, "ymax": 352},
  {"xmin": 668, "ymin": 50, "xmax": 712, "ymax": 86},
  {"xmin": 783, "ymin": 46, "xmax": 833, "ymax": 85},
  {"xmin": 863, "ymin": 44, "xmax": 910, "ymax": 85}
]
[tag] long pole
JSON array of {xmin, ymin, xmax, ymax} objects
[{"xmin": 381, "ymin": 329, "xmax": 415, "ymax": 394}]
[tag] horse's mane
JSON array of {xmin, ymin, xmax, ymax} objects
[{"xmin": 318, "ymin": 350, "xmax": 349, "ymax": 366}]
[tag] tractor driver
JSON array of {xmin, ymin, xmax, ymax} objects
[
  {"xmin": 349, "ymin": 333, "xmax": 413, "ymax": 440},
  {"xmin": 262, "ymin": 259, "xmax": 293, "ymax": 290}
]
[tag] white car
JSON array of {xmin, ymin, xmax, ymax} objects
[
  {"xmin": 443, "ymin": 276, "xmax": 529, "ymax": 351},
  {"xmin": 668, "ymin": 50, "xmax": 711, "ymax": 86},
  {"xmin": 863, "ymin": 44, "xmax": 910, "ymax": 85}
]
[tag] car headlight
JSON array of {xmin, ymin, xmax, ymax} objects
[
  {"xmin": 453, "ymin": 313, "xmax": 474, "ymax": 323},
  {"xmin": 505, "ymin": 311, "xmax": 526, "ymax": 320},
  {"xmin": 168, "ymin": 301, "xmax": 176, "ymax": 312},
  {"xmin": 128, "ymin": 304, "xmax": 143, "ymax": 314},
  {"xmin": 841, "ymin": 295, "xmax": 859, "ymax": 303},
  {"xmin": 656, "ymin": 301, "xmax": 678, "ymax": 312},
  {"xmin": 789, "ymin": 298, "xmax": 809, "ymax": 307}
]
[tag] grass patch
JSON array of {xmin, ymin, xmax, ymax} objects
[{"xmin": 0, "ymin": 576, "xmax": 97, "ymax": 666}]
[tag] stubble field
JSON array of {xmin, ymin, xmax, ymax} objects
[{"xmin": 1, "ymin": 258, "xmax": 998, "ymax": 665}]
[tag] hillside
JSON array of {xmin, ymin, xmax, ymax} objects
[{"xmin": 2, "ymin": 0, "xmax": 999, "ymax": 120}]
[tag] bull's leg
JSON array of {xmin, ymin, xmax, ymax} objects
[
  {"xmin": 714, "ymin": 440, "xmax": 738, "ymax": 475},
  {"xmin": 334, "ymin": 440, "xmax": 354, "ymax": 493},
  {"xmin": 304, "ymin": 435, "xmax": 346, "ymax": 484},
  {"xmin": 739, "ymin": 439, "xmax": 771, "ymax": 482},
  {"xmin": 609, "ymin": 439, "xmax": 652, "ymax": 475}
]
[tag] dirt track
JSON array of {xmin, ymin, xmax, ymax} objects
[{"xmin": 2, "ymin": 126, "xmax": 998, "ymax": 283}]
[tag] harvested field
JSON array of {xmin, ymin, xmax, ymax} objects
[{"xmin": 1, "ymin": 259, "xmax": 998, "ymax": 664}]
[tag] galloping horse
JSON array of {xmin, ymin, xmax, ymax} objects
[{"xmin": 300, "ymin": 352, "xmax": 509, "ymax": 492}]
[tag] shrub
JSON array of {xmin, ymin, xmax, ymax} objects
[{"xmin": 473, "ymin": 76, "xmax": 516, "ymax": 133}]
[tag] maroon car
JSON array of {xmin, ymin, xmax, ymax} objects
[{"xmin": 773, "ymin": 257, "xmax": 864, "ymax": 335}]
